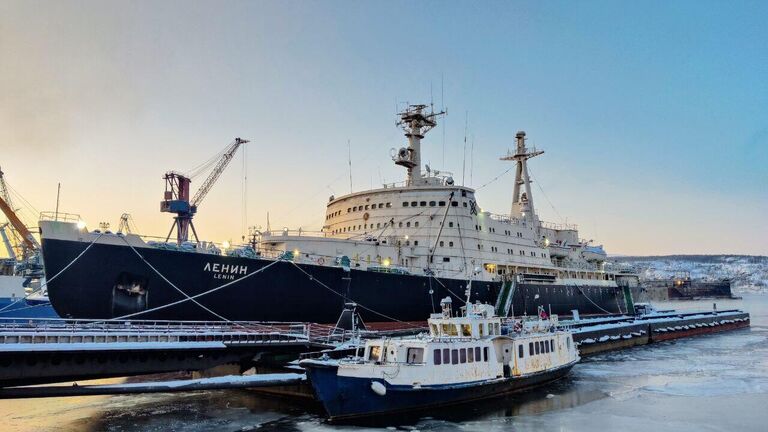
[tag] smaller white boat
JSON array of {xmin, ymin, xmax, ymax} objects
[{"xmin": 301, "ymin": 297, "xmax": 579, "ymax": 422}]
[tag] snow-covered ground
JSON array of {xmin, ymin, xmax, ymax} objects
[{"xmin": 609, "ymin": 255, "xmax": 768, "ymax": 294}]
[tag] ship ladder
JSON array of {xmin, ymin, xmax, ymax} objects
[{"xmin": 495, "ymin": 278, "xmax": 516, "ymax": 317}]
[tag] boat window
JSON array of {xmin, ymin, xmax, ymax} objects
[
  {"xmin": 407, "ymin": 347, "xmax": 424, "ymax": 364},
  {"xmin": 429, "ymin": 201, "xmax": 436, "ymax": 207},
  {"xmin": 442, "ymin": 323, "xmax": 457, "ymax": 336},
  {"xmin": 460, "ymin": 349, "xmax": 467, "ymax": 363},
  {"xmin": 461, "ymin": 324, "xmax": 472, "ymax": 336},
  {"xmin": 403, "ymin": 202, "xmax": 409, "ymax": 207},
  {"xmin": 463, "ymin": 202, "xmax": 467, "ymax": 207},
  {"xmin": 439, "ymin": 201, "xmax": 446, "ymax": 206},
  {"xmin": 449, "ymin": 241, "xmax": 454, "ymax": 247},
  {"xmin": 483, "ymin": 347, "xmax": 489, "ymax": 362},
  {"xmin": 443, "ymin": 348, "xmax": 450, "ymax": 363},
  {"xmin": 386, "ymin": 203, "xmax": 392, "ymax": 208},
  {"xmin": 535, "ymin": 342, "xmax": 540, "ymax": 355},
  {"xmin": 468, "ymin": 347, "xmax": 474, "ymax": 362},
  {"xmin": 452, "ymin": 201, "xmax": 459, "ymax": 207},
  {"xmin": 368, "ymin": 345, "xmax": 382, "ymax": 362},
  {"xmin": 420, "ymin": 201, "xmax": 427, "ymax": 207},
  {"xmin": 415, "ymin": 222, "xmax": 419, "ymax": 227},
  {"xmin": 545, "ymin": 341, "xmax": 550, "ymax": 353},
  {"xmin": 439, "ymin": 241, "xmax": 444, "ymax": 247},
  {"xmin": 399, "ymin": 222, "xmax": 403, "ymax": 228},
  {"xmin": 347, "ymin": 208, "xmax": 351, "ymax": 213},
  {"xmin": 451, "ymin": 349, "xmax": 459, "ymax": 365},
  {"xmin": 378, "ymin": 203, "xmax": 383, "ymax": 209},
  {"xmin": 529, "ymin": 342, "xmax": 534, "ymax": 356},
  {"xmin": 433, "ymin": 349, "xmax": 441, "ymax": 365},
  {"xmin": 550, "ymin": 340, "xmax": 554, "ymax": 352},
  {"xmin": 430, "ymin": 323, "xmax": 438, "ymax": 335},
  {"xmin": 411, "ymin": 201, "xmax": 417, "ymax": 207},
  {"xmin": 518, "ymin": 345, "xmax": 524, "ymax": 358},
  {"xmin": 567, "ymin": 337, "xmax": 571, "ymax": 350},
  {"xmin": 475, "ymin": 347, "xmax": 481, "ymax": 361}
]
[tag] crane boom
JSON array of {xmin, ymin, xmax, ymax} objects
[
  {"xmin": 161, "ymin": 137, "xmax": 248, "ymax": 245},
  {"xmin": 191, "ymin": 138, "xmax": 248, "ymax": 207},
  {"xmin": 0, "ymin": 195, "xmax": 38, "ymax": 251}
]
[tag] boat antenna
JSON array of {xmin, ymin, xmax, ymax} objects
[
  {"xmin": 470, "ymin": 134, "xmax": 475, "ymax": 187},
  {"xmin": 54, "ymin": 183, "xmax": 61, "ymax": 221},
  {"xmin": 348, "ymin": 139, "xmax": 353, "ymax": 194},
  {"xmin": 462, "ymin": 111, "xmax": 468, "ymax": 186},
  {"xmin": 441, "ymin": 74, "xmax": 445, "ymax": 168}
]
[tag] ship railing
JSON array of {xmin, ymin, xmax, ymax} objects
[
  {"xmin": 261, "ymin": 229, "xmax": 330, "ymax": 238},
  {"xmin": 488, "ymin": 213, "xmax": 525, "ymax": 225},
  {"xmin": 539, "ymin": 221, "xmax": 578, "ymax": 231},
  {"xmin": 0, "ymin": 317, "xmax": 315, "ymax": 338},
  {"xmin": 39, "ymin": 211, "xmax": 82, "ymax": 223}
]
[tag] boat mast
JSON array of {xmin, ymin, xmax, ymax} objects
[
  {"xmin": 500, "ymin": 131, "xmax": 544, "ymax": 225},
  {"xmin": 394, "ymin": 104, "xmax": 445, "ymax": 186}
]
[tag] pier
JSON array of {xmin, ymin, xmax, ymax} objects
[{"xmin": 0, "ymin": 318, "xmax": 340, "ymax": 387}]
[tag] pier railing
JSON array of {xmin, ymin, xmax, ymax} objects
[{"xmin": 0, "ymin": 317, "xmax": 345, "ymax": 346}]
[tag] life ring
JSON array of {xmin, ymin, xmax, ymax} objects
[
  {"xmin": 317, "ymin": 257, "xmax": 325, "ymax": 265},
  {"xmin": 363, "ymin": 212, "xmax": 370, "ymax": 221}
]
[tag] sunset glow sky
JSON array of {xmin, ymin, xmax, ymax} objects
[{"xmin": 1, "ymin": 0, "xmax": 766, "ymax": 256}]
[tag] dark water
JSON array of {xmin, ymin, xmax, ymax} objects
[{"xmin": 2, "ymin": 295, "xmax": 767, "ymax": 432}]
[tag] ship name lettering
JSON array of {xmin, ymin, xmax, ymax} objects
[{"xmin": 203, "ymin": 262, "xmax": 248, "ymax": 275}]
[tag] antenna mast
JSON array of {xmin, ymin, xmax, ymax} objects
[
  {"xmin": 500, "ymin": 131, "xmax": 544, "ymax": 225},
  {"xmin": 393, "ymin": 104, "xmax": 445, "ymax": 186}
]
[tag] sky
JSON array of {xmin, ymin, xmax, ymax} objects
[{"xmin": 0, "ymin": 0, "xmax": 766, "ymax": 256}]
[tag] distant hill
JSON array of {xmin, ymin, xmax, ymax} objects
[{"xmin": 608, "ymin": 255, "xmax": 768, "ymax": 294}]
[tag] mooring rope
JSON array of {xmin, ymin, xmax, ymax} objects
[
  {"xmin": 287, "ymin": 260, "xmax": 427, "ymax": 330},
  {"xmin": 0, "ymin": 232, "xmax": 105, "ymax": 314},
  {"xmin": 111, "ymin": 236, "xmax": 282, "ymax": 323}
]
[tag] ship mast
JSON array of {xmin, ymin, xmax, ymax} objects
[
  {"xmin": 394, "ymin": 104, "xmax": 445, "ymax": 186},
  {"xmin": 500, "ymin": 131, "xmax": 543, "ymax": 225}
]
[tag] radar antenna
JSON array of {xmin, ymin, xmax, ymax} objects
[{"xmin": 393, "ymin": 104, "xmax": 445, "ymax": 186}]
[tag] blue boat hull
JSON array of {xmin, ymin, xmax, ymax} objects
[
  {"xmin": 0, "ymin": 297, "xmax": 59, "ymax": 320},
  {"xmin": 304, "ymin": 362, "xmax": 576, "ymax": 422}
]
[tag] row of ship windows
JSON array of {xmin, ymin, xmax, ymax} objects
[
  {"xmin": 327, "ymin": 202, "xmax": 395, "ymax": 220},
  {"xmin": 481, "ymin": 244, "xmax": 547, "ymax": 258},
  {"xmin": 404, "ymin": 200, "xmax": 465, "ymax": 208},
  {"xmin": 521, "ymin": 339, "xmax": 558, "ymax": 358},
  {"xmin": 475, "ymin": 225, "xmax": 524, "ymax": 237},
  {"xmin": 328, "ymin": 200, "xmax": 473, "ymax": 221},
  {"xmin": 433, "ymin": 346, "xmax": 490, "ymax": 365}
]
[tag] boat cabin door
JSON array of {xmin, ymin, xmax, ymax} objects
[{"xmin": 501, "ymin": 343, "xmax": 513, "ymax": 377}]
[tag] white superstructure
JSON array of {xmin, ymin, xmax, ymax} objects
[{"xmin": 260, "ymin": 105, "xmax": 617, "ymax": 286}]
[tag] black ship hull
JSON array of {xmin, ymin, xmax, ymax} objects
[{"xmin": 41, "ymin": 238, "xmax": 626, "ymax": 323}]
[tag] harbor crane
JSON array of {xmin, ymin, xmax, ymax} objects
[
  {"xmin": 0, "ymin": 167, "xmax": 39, "ymax": 257},
  {"xmin": 161, "ymin": 138, "xmax": 248, "ymax": 245}
]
